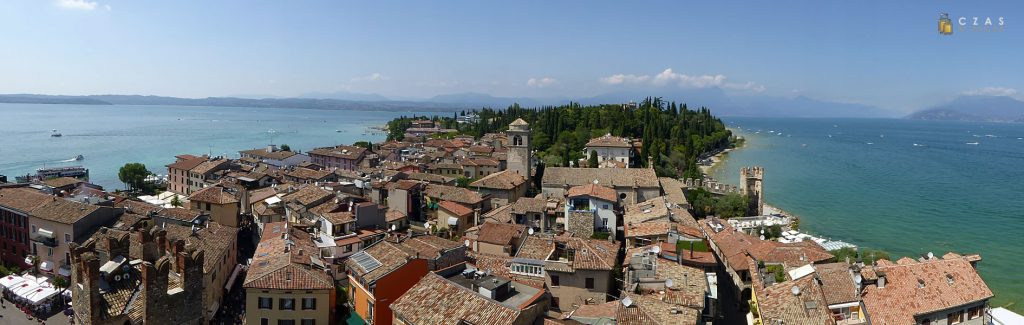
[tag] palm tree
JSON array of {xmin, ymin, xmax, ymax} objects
[
  {"xmin": 30, "ymin": 255, "xmax": 40, "ymax": 276},
  {"xmin": 52, "ymin": 275, "xmax": 69, "ymax": 306}
]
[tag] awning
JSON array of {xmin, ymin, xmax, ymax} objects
[
  {"xmin": 58, "ymin": 265, "xmax": 72, "ymax": 277},
  {"xmin": 0, "ymin": 275, "xmax": 26, "ymax": 289},
  {"xmin": 24, "ymin": 256, "xmax": 34, "ymax": 265},
  {"xmin": 224, "ymin": 264, "xmax": 243, "ymax": 291},
  {"xmin": 447, "ymin": 216, "xmax": 459, "ymax": 226},
  {"xmin": 37, "ymin": 228, "xmax": 54, "ymax": 238},
  {"xmin": 40, "ymin": 261, "xmax": 54, "ymax": 272},
  {"xmin": 25, "ymin": 286, "xmax": 58, "ymax": 304}
]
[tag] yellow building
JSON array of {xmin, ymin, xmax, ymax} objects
[
  {"xmin": 189, "ymin": 185, "xmax": 241, "ymax": 227},
  {"xmin": 244, "ymin": 222, "xmax": 336, "ymax": 325}
]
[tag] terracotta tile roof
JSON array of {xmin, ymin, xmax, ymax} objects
[
  {"xmin": 281, "ymin": 185, "xmax": 333, "ymax": 207},
  {"xmin": 515, "ymin": 235, "xmax": 554, "ymax": 260},
  {"xmin": 166, "ymin": 155, "xmax": 207, "ymax": 171},
  {"xmin": 386, "ymin": 209, "xmax": 407, "ymax": 222},
  {"xmin": 438, "ymin": 200, "xmax": 473, "ymax": 217},
  {"xmin": 469, "ymin": 170, "xmax": 526, "ymax": 190},
  {"xmin": 424, "ymin": 184, "xmax": 485, "ymax": 206},
  {"xmin": 390, "ymin": 272, "xmax": 525, "ymax": 325},
  {"xmin": 481, "ymin": 204, "xmax": 514, "ymax": 224},
  {"xmin": 30, "ymin": 197, "xmax": 102, "ymax": 224},
  {"xmin": 755, "ymin": 272, "xmax": 834, "ymax": 325},
  {"xmin": 564, "ymin": 301, "xmax": 618, "ymax": 319},
  {"xmin": 322, "ymin": 211, "xmax": 354, "ymax": 225},
  {"xmin": 814, "ymin": 262, "xmax": 860, "ymax": 306},
  {"xmin": 406, "ymin": 172, "xmax": 454, "ymax": 185},
  {"xmin": 476, "ymin": 222, "xmax": 526, "ymax": 245},
  {"xmin": 460, "ymin": 158, "xmax": 500, "ymax": 167},
  {"xmin": 625, "ymin": 221, "xmax": 673, "ymax": 238},
  {"xmin": 401, "ymin": 235, "xmax": 463, "ymax": 260},
  {"xmin": 191, "ymin": 158, "xmax": 230, "ymax": 175},
  {"xmin": 466, "ymin": 252, "xmax": 546, "ymax": 289},
  {"xmin": 624, "ymin": 196, "xmax": 671, "ymax": 224},
  {"xmin": 42, "ymin": 176, "xmax": 84, "ymax": 189},
  {"xmin": 244, "ymin": 222, "xmax": 332, "ymax": 290},
  {"xmin": 586, "ymin": 134, "xmax": 633, "ymax": 148},
  {"xmin": 658, "ymin": 177, "xmax": 688, "ymax": 206},
  {"xmin": 510, "ymin": 197, "xmax": 548, "ymax": 215},
  {"xmin": 0, "ymin": 188, "xmax": 53, "ymax": 213},
  {"xmin": 239, "ymin": 148, "xmax": 300, "ymax": 161},
  {"xmin": 617, "ymin": 292, "xmax": 700, "ymax": 325},
  {"xmin": 162, "ymin": 222, "xmax": 239, "ymax": 273},
  {"xmin": 861, "ymin": 253, "xmax": 993, "ymax": 325},
  {"xmin": 249, "ymin": 187, "xmax": 279, "ymax": 204},
  {"xmin": 567, "ymin": 183, "xmax": 618, "ymax": 203},
  {"xmin": 345, "ymin": 240, "xmax": 418, "ymax": 284},
  {"xmin": 308, "ymin": 145, "xmax": 367, "ymax": 160},
  {"xmin": 542, "ymin": 167, "xmax": 659, "ymax": 189},
  {"xmin": 469, "ymin": 145, "xmax": 494, "ymax": 154},
  {"xmin": 284, "ymin": 167, "xmax": 333, "ymax": 181},
  {"xmin": 702, "ymin": 218, "xmax": 832, "ymax": 271},
  {"xmin": 188, "ymin": 186, "xmax": 239, "ymax": 204}
]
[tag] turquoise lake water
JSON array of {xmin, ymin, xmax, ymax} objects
[
  {"xmin": 0, "ymin": 103, "xmax": 433, "ymax": 190},
  {"xmin": 712, "ymin": 117, "xmax": 1024, "ymax": 311}
]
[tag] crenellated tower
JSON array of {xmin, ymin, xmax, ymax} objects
[{"xmin": 740, "ymin": 166, "xmax": 765, "ymax": 216}]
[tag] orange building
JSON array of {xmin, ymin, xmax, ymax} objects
[{"xmin": 345, "ymin": 240, "xmax": 428, "ymax": 325}]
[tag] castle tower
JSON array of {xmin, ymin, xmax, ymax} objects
[
  {"xmin": 507, "ymin": 118, "xmax": 532, "ymax": 183},
  {"xmin": 740, "ymin": 166, "xmax": 764, "ymax": 216}
]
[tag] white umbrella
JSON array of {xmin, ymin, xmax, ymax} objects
[{"xmin": 0, "ymin": 275, "xmax": 26, "ymax": 289}]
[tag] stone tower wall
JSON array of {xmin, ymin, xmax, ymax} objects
[{"xmin": 507, "ymin": 121, "xmax": 532, "ymax": 183}]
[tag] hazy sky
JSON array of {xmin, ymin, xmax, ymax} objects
[{"xmin": 0, "ymin": 0, "xmax": 1020, "ymax": 113}]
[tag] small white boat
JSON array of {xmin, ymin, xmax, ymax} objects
[
  {"xmin": 913, "ymin": 143, "xmax": 924, "ymax": 147},
  {"xmin": 73, "ymin": 154, "xmax": 84, "ymax": 161},
  {"xmin": 866, "ymin": 142, "xmax": 874, "ymax": 145},
  {"xmin": 966, "ymin": 142, "xmax": 979, "ymax": 145},
  {"xmin": 50, "ymin": 129, "xmax": 62, "ymax": 137}
]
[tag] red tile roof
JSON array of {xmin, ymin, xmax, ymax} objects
[
  {"xmin": 243, "ymin": 222, "xmax": 332, "ymax": 290},
  {"xmin": 567, "ymin": 183, "xmax": 618, "ymax": 203},
  {"xmin": 469, "ymin": 170, "xmax": 526, "ymax": 190},
  {"xmin": 188, "ymin": 186, "xmax": 240, "ymax": 204},
  {"xmin": 438, "ymin": 200, "xmax": 473, "ymax": 217},
  {"xmin": 862, "ymin": 254, "xmax": 993, "ymax": 325},
  {"xmin": 390, "ymin": 273, "xmax": 526, "ymax": 325},
  {"xmin": 475, "ymin": 222, "xmax": 526, "ymax": 245}
]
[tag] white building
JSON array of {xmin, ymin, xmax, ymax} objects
[{"xmin": 583, "ymin": 133, "xmax": 634, "ymax": 168}]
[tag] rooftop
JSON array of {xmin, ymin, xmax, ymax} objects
[
  {"xmin": 862, "ymin": 253, "xmax": 993, "ymax": 325},
  {"xmin": 390, "ymin": 272, "xmax": 532, "ymax": 325},
  {"xmin": 243, "ymin": 222, "xmax": 332, "ymax": 290},
  {"xmin": 567, "ymin": 183, "xmax": 618, "ymax": 203},
  {"xmin": 586, "ymin": 133, "xmax": 633, "ymax": 148},
  {"xmin": 469, "ymin": 170, "xmax": 526, "ymax": 190},
  {"xmin": 542, "ymin": 167, "xmax": 659, "ymax": 188},
  {"xmin": 308, "ymin": 145, "xmax": 367, "ymax": 160}
]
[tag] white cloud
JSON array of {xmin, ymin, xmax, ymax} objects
[
  {"xmin": 526, "ymin": 77, "xmax": 557, "ymax": 88},
  {"xmin": 600, "ymin": 68, "xmax": 764, "ymax": 92},
  {"xmin": 105, "ymin": 4, "xmax": 112, "ymax": 11},
  {"xmin": 963, "ymin": 87, "xmax": 1018, "ymax": 97},
  {"xmin": 599, "ymin": 74, "xmax": 651, "ymax": 85},
  {"xmin": 351, "ymin": 73, "xmax": 387, "ymax": 82},
  {"xmin": 55, "ymin": 0, "xmax": 98, "ymax": 10}
]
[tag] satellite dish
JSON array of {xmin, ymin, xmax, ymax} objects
[
  {"xmin": 854, "ymin": 273, "xmax": 863, "ymax": 284},
  {"xmin": 621, "ymin": 296, "xmax": 633, "ymax": 307},
  {"xmin": 528, "ymin": 228, "xmax": 534, "ymax": 235},
  {"xmin": 760, "ymin": 235, "xmax": 765, "ymax": 240},
  {"xmin": 927, "ymin": 252, "xmax": 934, "ymax": 260},
  {"xmin": 593, "ymin": 179, "xmax": 599, "ymax": 184},
  {"xmin": 391, "ymin": 224, "xmax": 397, "ymax": 231},
  {"xmin": 651, "ymin": 245, "xmax": 661, "ymax": 254},
  {"xmin": 791, "ymin": 285, "xmax": 801, "ymax": 296},
  {"xmin": 665, "ymin": 278, "xmax": 674, "ymax": 288},
  {"xmin": 114, "ymin": 274, "xmax": 122, "ymax": 282},
  {"xmin": 464, "ymin": 240, "xmax": 470, "ymax": 247}
]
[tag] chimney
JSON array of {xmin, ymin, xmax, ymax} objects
[
  {"xmin": 267, "ymin": 144, "xmax": 277, "ymax": 153},
  {"xmin": 878, "ymin": 275, "xmax": 886, "ymax": 288}
]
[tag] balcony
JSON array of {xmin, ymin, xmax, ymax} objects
[{"xmin": 31, "ymin": 229, "xmax": 57, "ymax": 247}]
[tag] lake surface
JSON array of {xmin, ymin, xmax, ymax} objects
[
  {"xmin": 712, "ymin": 117, "xmax": 1024, "ymax": 311},
  {"xmin": 0, "ymin": 103, "xmax": 433, "ymax": 189}
]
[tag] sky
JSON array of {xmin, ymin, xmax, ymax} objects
[{"xmin": 0, "ymin": 0, "xmax": 1021, "ymax": 113}]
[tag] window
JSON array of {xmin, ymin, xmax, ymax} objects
[
  {"xmin": 301, "ymin": 320, "xmax": 315, "ymax": 325},
  {"xmin": 278, "ymin": 320, "xmax": 295, "ymax": 325},
  {"xmin": 258, "ymin": 297, "xmax": 272, "ymax": 309},
  {"xmin": 279, "ymin": 298, "xmax": 295, "ymax": 310},
  {"xmin": 551, "ymin": 275, "xmax": 559, "ymax": 286},
  {"xmin": 948, "ymin": 311, "xmax": 964, "ymax": 324},
  {"xmin": 65, "ymin": 233, "xmax": 71, "ymax": 243},
  {"xmin": 585, "ymin": 277, "xmax": 595, "ymax": 289},
  {"xmin": 367, "ymin": 301, "xmax": 374, "ymax": 320},
  {"xmin": 968, "ymin": 306, "xmax": 983, "ymax": 319},
  {"xmin": 302, "ymin": 297, "xmax": 316, "ymax": 310},
  {"xmin": 260, "ymin": 318, "xmax": 269, "ymax": 325},
  {"xmin": 602, "ymin": 204, "xmax": 609, "ymax": 209},
  {"xmin": 48, "ymin": 247, "xmax": 53, "ymax": 256}
]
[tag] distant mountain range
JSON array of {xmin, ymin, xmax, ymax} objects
[
  {"xmin": 907, "ymin": 95, "xmax": 1024, "ymax": 123},
  {"xmin": 0, "ymin": 89, "xmax": 899, "ymax": 118}
]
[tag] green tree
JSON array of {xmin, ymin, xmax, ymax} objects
[
  {"xmin": 588, "ymin": 150, "xmax": 598, "ymax": 168},
  {"xmin": 169, "ymin": 195, "xmax": 183, "ymax": 208},
  {"xmin": 279, "ymin": 144, "xmax": 291, "ymax": 151},
  {"xmin": 53, "ymin": 275, "xmax": 69, "ymax": 305},
  {"xmin": 353, "ymin": 141, "xmax": 372, "ymax": 150},
  {"xmin": 714, "ymin": 193, "xmax": 749, "ymax": 219},
  {"xmin": 118, "ymin": 162, "xmax": 150, "ymax": 192}
]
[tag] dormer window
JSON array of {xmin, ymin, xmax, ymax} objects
[
  {"xmin": 946, "ymin": 274, "xmax": 955, "ymax": 285},
  {"xmin": 917, "ymin": 278, "xmax": 926, "ymax": 288}
]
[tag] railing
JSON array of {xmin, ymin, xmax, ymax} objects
[{"xmin": 31, "ymin": 233, "xmax": 57, "ymax": 247}]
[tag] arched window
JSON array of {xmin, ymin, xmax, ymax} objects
[{"xmin": 512, "ymin": 135, "xmax": 523, "ymax": 146}]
